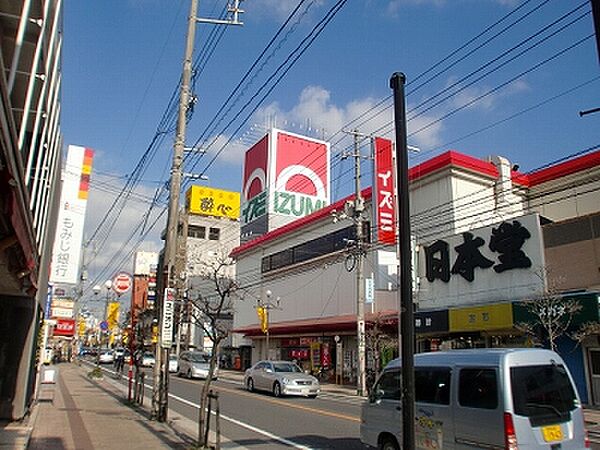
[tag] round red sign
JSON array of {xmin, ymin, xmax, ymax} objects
[{"xmin": 112, "ymin": 272, "xmax": 132, "ymax": 294}]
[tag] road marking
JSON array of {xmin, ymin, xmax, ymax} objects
[
  {"xmin": 167, "ymin": 391, "xmax": 315, "ymax": 450},
  {"xmin": 171, "ymin": 380, "xmax": 360, "ymax": 423}
]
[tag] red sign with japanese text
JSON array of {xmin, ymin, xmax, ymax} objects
[
  {"xmin": 54, "ymin": 318, "xmax": 75, "ymax": 337},
  {"xmin": 374, "ymin": 137, "xmax": 397, "ymax": 245}
]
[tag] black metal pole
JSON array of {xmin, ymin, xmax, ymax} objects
[{"xmin": 390, "ymin": 72, "xmax": 415, "ymax": 450}]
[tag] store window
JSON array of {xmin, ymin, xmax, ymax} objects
[
  {"xmin": 209, "ymin": 227, "xmax": 220, "ymax": 241},
  {"xmin": 188, "ymin": 225, "xmax": 206, "ymax": 239}
]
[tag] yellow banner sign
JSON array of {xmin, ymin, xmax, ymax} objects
[
  {"xmin": 186, "ymin": 186, "xmax": 240, "ymax": 219},
  {"xmin": 107, "ymin": 302, "xmax": 120, "ymax": 330},
  {"xmin": 449, "ymin": 303, "xmax": 513, "ymax": 332}
]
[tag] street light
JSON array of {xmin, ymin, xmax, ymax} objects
[
  {"xmin": 257, "ymin": 290, "xmax": 281, "ymax": 360},
  {"xmin": 92, "ymin": 285, "xmax": 102, "ymax": 366}
]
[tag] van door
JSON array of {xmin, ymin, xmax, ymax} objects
[
  {"xmin": 454, "ymin": 367, "xmax": 504, "ymax": 450},
  {"xmin": 415, "ymin": 367, "xmax": 454, "ymax": 450},
  {"xmin": 362, "ymin": 369, "xmax": 402, "ymax": 448}
]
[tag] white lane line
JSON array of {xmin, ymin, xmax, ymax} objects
[
  {"xmin": 85, "ymin": 361, "xmax": 315, "ymax": 450},
  {"xmin": 167, "ymin": 391, "xmax": 315, "ymax": 450}
]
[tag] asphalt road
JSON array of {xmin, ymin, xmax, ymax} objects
[
  {"xmin": 92, "ymin": 362, "xmax": 600, "ymax": 450},
  {"xmin": 167, "ymin": 373, "xmax": 365, "ymax": 449}
]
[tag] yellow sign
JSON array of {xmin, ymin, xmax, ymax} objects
[
  {"xmin": 256, "ymin": 306, "xmax": 268, "ymax": 334},
  {"xmin": 78, "ymin": 319, "xmax": 86, "ymax": 336},
  {"xmin": 186, "ymin": 186, "xmax": 240, "ymax": 219},
  {"xmin": 449, "ymin": 303, "xmax": 513, "ymax": 332},
  {"xmin": 107, "ymin": 302, "xmax": 120, "ymax": 330}
]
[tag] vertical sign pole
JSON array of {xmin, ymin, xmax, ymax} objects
[{"xmin": 391, "ymin": 72, "xmax": 415, "ymax": 450}]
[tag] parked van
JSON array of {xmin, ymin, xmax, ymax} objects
[{"xmin": 361, "ymin": 348, "xmax": 589, "ymax": 450}]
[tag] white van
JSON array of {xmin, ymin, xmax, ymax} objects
[{"xmin": 361, "ymin": 348, "xmax": 589, "ymax": 450}]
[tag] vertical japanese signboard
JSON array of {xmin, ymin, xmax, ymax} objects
[
  {"xmin": 374, "ymin": 137, "xmax": 396, "ymax": 245},
  {"xmin": 161, "ymin": 288, "xmax": 175, "ymax": 348},
  {"xmin": 50, "ymin": 145, "xmax": 94, "ymax": 285}
]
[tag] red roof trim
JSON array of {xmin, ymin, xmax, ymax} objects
[
  {"xmin": 232, "ymin": 311, "xmax": 398, "ymax": 337},
  {"xmin": 232, "ymin": 149, "xmax": 600, "ymax": 257},
  {"xmin": 409, "ymin": 150, "xmax": 498, "ymax": 181},
  {"xmin": 230, "ymin": 187, "xmax": 372, "ymax": 258},
  {"xmin": 528, "ymin": 149, "xmax": 600, "ymax": 187}
]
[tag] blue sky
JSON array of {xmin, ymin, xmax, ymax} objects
[{"xmin": 61, "ymin": 0, "xmax": 599, "ymax": 310}]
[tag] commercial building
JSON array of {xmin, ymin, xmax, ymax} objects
[
  {"xmin": 168, "ymin": 185, "xmax": 240, "ymax": 357},
  {"xmin": 0, "ymin": 0, "xmax": 64, "ymax": 419},
  {"xmin": 231, "ymin": 135, "xmax": 600, "ymax": 401}
]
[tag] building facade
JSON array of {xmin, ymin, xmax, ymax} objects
[
  {"xmin": 231, "ymin": 146, "xmax": 600, "ymax": 401},
  {"xmin": 0, "ymin": 0, "xmax": 63, "ymax": 420}
]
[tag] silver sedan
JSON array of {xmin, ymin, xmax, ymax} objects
[{"xmin": 243, "ymin": 360, "xmax": 320, "ymax": 398}]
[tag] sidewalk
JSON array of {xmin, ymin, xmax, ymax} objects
[{"xmin": 25, "ymin": 363, "xmax": 193, "ymax": 450}]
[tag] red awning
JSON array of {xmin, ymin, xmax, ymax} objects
[{"xmin": 233, "ymin": 310, "xmax": 398, "ymax": 337}]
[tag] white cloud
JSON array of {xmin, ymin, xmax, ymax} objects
[
  {"xmin": 83, "ymin": 175, "xmax": 165, "ymax": 284},
  {"xmin": 205, "ymin": 133, "xmax": 250, "ymax": 165},
  {"xmin": 250, "ymin": 0, "xmax": 325, "ymax": 21},
  {"xmin": 253, "ymin": 85, "xmax": 401, "ymax": 149},
  {"xmin": 443, "ymin": 77, "xmax": 530, "ymax": 112}
]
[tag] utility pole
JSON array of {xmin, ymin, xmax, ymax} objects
[
  {"xmin": 391, "ymin": 72, "xmax": 416, "ymax": 450},
  {"xmin": 152, "ymin": 0, "xmax": 243, "ymax": 422},
  {"xmin": 342, "ymin": 129, "xmax": 368, "ymax": 396}
]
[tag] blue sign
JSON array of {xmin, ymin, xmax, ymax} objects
[{"xmin": 100, "ymin": 321, "xmax": 108, "ymax": 331}]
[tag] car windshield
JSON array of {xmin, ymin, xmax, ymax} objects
[
  {"xmin": 143, "ymin": 352, "xmax": 154, "ymax": 358},
  {"xmin": 190, "ymin": 353, "xmax": 210, "ymax": 363},
  {"xmin": 511, "ymin": 364, "xmax": 577, "ymax": 426},
  {"xmin": 273, "ymin": 362, "xmax": 302, "ymax": 373}
]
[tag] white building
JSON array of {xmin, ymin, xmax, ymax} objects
[{"xmin": 231, "ymin": 147, "xmax": 600, "ymax": 399}]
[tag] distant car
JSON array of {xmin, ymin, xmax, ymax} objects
[
  {"xmin": 178, "ymin": 351, "xmax": 217, "ymax": 379},
  {"xmin": 98, "ymin": 350, "xmax": 114, "ymax": 364},
  {"xmin": 244, "ymin": 360, "xmax": 320, "ymax": 398},
  {"xmin": 141, "ymin": 351, "xmax": 155, "ymax": 367},
  {"xmin": 168, "ymin": 353, "xmax": 178, "ymax": 373},
  {"xmin": 123, "ymin": 349, "xmax": 131, "ymax": 364}
]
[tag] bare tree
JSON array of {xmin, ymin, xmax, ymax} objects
[
  {"xmin": 365, "ymin": 313, "xmax": 397, "ymax": 392},
  {"xmin": 187, "ymin": 253, "xmax": 238, "ymax": 448},
  {"xmin": 515, "ymin": 271, "xmax": 581, "ymax": 351},
  {"xmin": 570, "ymin": 322, "xmax": 600, "ymax": 346}
]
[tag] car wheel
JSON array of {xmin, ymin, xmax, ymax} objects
[
  {"xmin": 273, "ymin": 382, "xmax": 282, "ymax": 397},
  {"xmin": 308, "ymin": 394, "xmax": 317, "ymax": 399},
  {"xmin": 247, "ymin": 378, "xmax": 254, "ymax": 392},
  {"xmin": 379, "ymin": 435, "xmax": 399, "ymax": 450}
]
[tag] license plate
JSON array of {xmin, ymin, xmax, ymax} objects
[{"xmin": 542, "ymin": 425, "xmax": 563, "ymax": 442}]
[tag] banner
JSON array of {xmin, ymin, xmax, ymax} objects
[
  {"xmin": 54, "ymin": 319, "xmax": 76, "ymax": 337},
  {"xmin": 256, "ymin": 306, "xmax": 268, "ymax": 334},
  {"xmin": 107, "ymin": 302, "xmax": 120, "ymax": 330},
  {"xmin": 374, "ymin": 137, "xmax": 396, "ymax": 245},
  {"xmin": 50, "ymin": 146, "xmax": 94, "ymax": 284}
]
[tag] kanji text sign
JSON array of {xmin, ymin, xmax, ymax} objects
[{"xmin": 417, "ymin": 213, "xmax": 545, "ymax": 308}]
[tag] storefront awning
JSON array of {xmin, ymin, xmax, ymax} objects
[{"xmin": 233, "ymin": 310, "xmax": 398, "ymax": 337}]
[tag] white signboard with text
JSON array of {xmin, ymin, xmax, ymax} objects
[
  {"xmin": 50, "ymin": 146, "xmax": 94, "ymax": 284},
  {"xmin": 161, "ymin": 289, "xmax": 175, "ymax": 348},
  {"xmin": 417, "ymin": 213, "xmax": 546, "ymax": 309}
]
